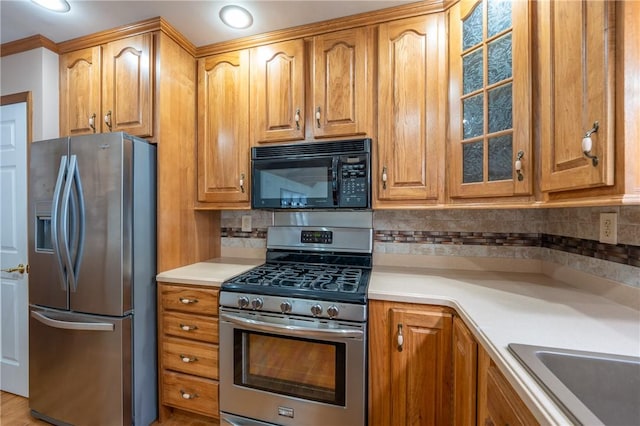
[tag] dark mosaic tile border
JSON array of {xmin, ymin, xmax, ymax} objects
[
  {"xmin": 221, "ymin": 227, "xmax": 640, "ymax": 268},
  {"xmin": 221, "ymin": 227, "xmax": 268, "ymax": 239}
]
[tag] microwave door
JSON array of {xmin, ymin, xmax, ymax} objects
[{"xmin": 252, "ymin": 157, "xmax": 335, "ymax": 209}]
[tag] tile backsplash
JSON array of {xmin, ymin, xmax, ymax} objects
[{"xmin": 221, "ymin": 206, "xmax": 640, "ymax": 288}]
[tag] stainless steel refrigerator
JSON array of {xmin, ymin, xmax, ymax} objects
[{"xmin": 27, "ymin": 132, "xmax": 157, "ymax": 426}]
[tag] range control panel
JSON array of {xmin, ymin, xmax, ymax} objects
[{"xmin": 301, "ymin": 230, "xmax": 333, "ymax": 244}]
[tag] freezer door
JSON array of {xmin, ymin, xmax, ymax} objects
[
  {"xmin": 29, "ymin": 307, "xmax": 132, "ymax": 426},
  {"xmin": 69, "ymin": 133, "xmax": 132, "ymax": 316},
  {"xmin": 28, "ymin": 137, "xmax": 70, "ymax": 310}
]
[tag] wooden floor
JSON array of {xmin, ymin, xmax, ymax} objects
[{"xmin": 0, "ymin": 392, "xmax": 219, "ymax": 426}]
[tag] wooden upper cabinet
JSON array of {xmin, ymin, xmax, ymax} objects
[
  {"xmin": 369, "ymin": 301, "xmax": 453, "ymax": 426},
  {"xmin": 102, "ymin": 34, "xmax": 153, "ymax": 137},
  {"xmin": 538, "ymin": 0, "xmax": 615, "ymax": 192},
  {"xmin": 59, "ymin": 33, "xmax": 153, "ymax": 138},
  {"xmin": 448, "ymin": 0, "xmax": 532, "ymax": 199},
  {"xmin": 197, "ymin": 51, "xmax": 250, "ymax": 206},
  {"xmin": 250, "ymin": 39, "xmax": 305, "ymax": 144},
  {"xmin": 60, "ymin": 46, "xmax": 101, "ymax": 136},
  {"xmin": 312, "ymin": 27, "xmax": 373, "ymax": 138},
  {"xmin": 376, "ymin": 14, "xmax": 445, "ymax": 205}
]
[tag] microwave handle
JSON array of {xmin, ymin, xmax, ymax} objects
[{"xmin": 332, "ymin": 157, "xmax": 339, "ymax": 206}]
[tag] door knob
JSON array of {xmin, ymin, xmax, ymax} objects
[{"xmin": 1, "ymin": 263, "xmax": 29, "ymax": 274}]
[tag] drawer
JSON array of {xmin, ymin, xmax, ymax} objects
[
  {"xmin": 160, "ymin": 284, "xmax": 219, "ymax": 315},
  {"xmin": 162, "ymin": 371, "xmax": 218, "ymax": 418},
  {"xmin": 163, "ymin": 311, "xmax": 218, "ymax": 343},
  {"xmin": 163, "ymin": 336, "xmax": 218, "ymax": 379}
]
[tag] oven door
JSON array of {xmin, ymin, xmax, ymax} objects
[
  {"xmin": 219, "ymin": 308, "xmax": 366, "ymax": 426},
  {"xmin": 251, "ymin": 157, "xmax": 337, "ymax": 209}
]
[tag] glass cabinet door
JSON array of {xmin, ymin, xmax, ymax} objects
[{"xmin": 449, "ymin": 0, "xmax": 531, "ymax": 199}]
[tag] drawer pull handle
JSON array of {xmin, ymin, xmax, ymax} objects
[
  {"xmin": 180, "ymin": 324, "xmax": 198, "ymax": 331},
  {"xmin": 180, "ymin": 390, "xmax": 199, "ymax": 400},
  {"xmin": 179, "ymin": 297, "xmax": 198, "ymax": 304},
  {"xmin": 180, "ymin": 354, "xmax": 198, "ymax": 363}
]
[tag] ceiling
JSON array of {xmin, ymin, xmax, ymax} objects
[{"xmin": 1, "ymin": 0, "xmax": 416, "ymax": 47}]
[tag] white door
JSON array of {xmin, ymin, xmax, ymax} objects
[{"xmin": 0, "ymin": 100, "xmax": 29, "ymax": 396}]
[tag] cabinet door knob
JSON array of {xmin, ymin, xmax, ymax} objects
[
  {"xmin": 582, "ymin": 121, "xmax": 599, "ymax": 167},
  {"xmin": 515, "ymin": 150, "xmax": 524, "ymax": 181},
  {"xmin": 397, "ymin": 323, "xmax": 404, "ymax": 352},
  {"xmin": 88, "ymin": 113, "xmax": 96, "ymax": 133},
  {"xmin": 240, "ymin": 173, "xmax": 245, "ymax": 193},
  {"xmin": 104, "ymin": 110, "xmax": 113, "ymax": 132},
  {"xmin": 180, "ymin": 390, "xmax": 199, "ymax": 400},
  {"xmin": 315, "ymin": 106, "xmax": 321, "ymax": 128},
  {"xmin": 179, "ymin": 354, "xmax": 198, "ymax": 363},
  {"xmin": 179, "ymin": 324, "xmax": 198, "ymax": 331},
  {"xmin": 294, "ymin": 108, "xmax": 301, "ymax": 130},
  {"xmin": 179, "ymin": 297, "xmax": 198, "ymax": 304},
  {"xmin": 382, "ymin": 166, "xmax": 388, "ymax": 190}
]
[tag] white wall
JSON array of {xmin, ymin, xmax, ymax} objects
[{"xmin": 0, "ymin": 47, "xmax": 59, "ymax": 140}]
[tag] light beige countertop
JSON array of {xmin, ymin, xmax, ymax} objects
[
  {"xmin": 370, "ymin": 266, "xmax": 640, "ymax": 425},
  {"xmin": 156, "ymin": 258, "xmax": 640, "ymax": 425},
  {"xmin": 156, "ymin": 258, "xmax": 261, "ymax": 287}
]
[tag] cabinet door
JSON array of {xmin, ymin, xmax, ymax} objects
[
  {"xmin": 312, "ymin": 27, "xmax": 373, "ymax": 138},
  {"xmin": 59, "ymin": 46, "xmax": 101, "ymax": 136},
  {"xmin": 452, "ymin": 316, "xmax": 477, "ymax": 426},
  {"xmin": 449, "ymin": 0, "xmax": 532, "ymax": 198},
  {"xmin": 102, "ymin": 33, "xmax": 153, "ymax": 137},
  {"xmin": 477, "ymin": 346, "xmax": 539, "ymax": 426},
  {"xmin": 376, "ymin": 14, "xmax": 445, "ymax": 203},
  {"xmin": 539, "ymin": 0, "xmax": 615, "ymax": 192},
  {"xmin": 369, "ymin": 301, "xmax": 452, "ymax": 426},
  {"xmin": 250, "ymin": 39, "xmax": 305, "ymax": 144},
  {"xmin": 197, "ymin": 51, "xmax": 250, "ymax": 205}
]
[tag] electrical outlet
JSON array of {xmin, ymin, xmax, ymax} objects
[
  {"xmin": 241, "ymin": 215, "xmax": 252, "ymax": 232},
  {"xmin": 599, "ymin": 213, "xmax": 617, "ymax": 245}
]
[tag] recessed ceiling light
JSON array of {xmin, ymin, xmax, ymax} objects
[
  {"xmin": 31, "ymin": 0, "xmax": 70, "ymax": 13},
  {"xmin": 219, "ymin": 5, "xmax": 253, "ymax": 29}
]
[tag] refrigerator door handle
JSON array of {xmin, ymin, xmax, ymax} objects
[
  {"xmin": 61, "ymin": 155, "xmax": 78, "ymax": 292},
  {"xmin": 51, "ymin": 155, "xmax": 68, "ymax": 291},
  {"xmin": 31, "ymin": 311, "xmax": 115, "ymax": 332},
  {"xmin": 69, "ymin": 156, "xmax": 86, "ymax": 291}
]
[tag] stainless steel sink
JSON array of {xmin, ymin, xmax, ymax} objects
[{"xmin": 508, "ymin": 343, "xmax": 640, "ymax": 426}]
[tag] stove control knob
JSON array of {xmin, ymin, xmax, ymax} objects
[
  {"xmin": 251, "ymin": 298, "xmax": 264, "ymax": 310},
  {"xmin": 327, "ymin": 305, "xmax": 339, "ymax": 319},
  {"xmin": 237, "ymin": 296, "xmax": 249, "ymax": 309},
  {"xmin": 310, "ymin": 304, "xmax": 323, "ymax": 317},
  {"xmin": 280, "ymin": 301, "xmax": 292, "ymax": 314}
]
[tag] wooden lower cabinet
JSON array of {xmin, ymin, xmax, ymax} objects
[
  {"xmin": 452, "ymin": 316, "xmax": 477, "ymax": 426},
  {"xmin": 477, "ymin": 346, "xmax": 539, "ymax": 426},
  {"xmin": 368, "ymin": 300, "xmax": 453, "ymax": 426},
  {"xmin": 158, "ymin": 282, "xmax": 220, "ymax": 421}
]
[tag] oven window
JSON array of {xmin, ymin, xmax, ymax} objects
[{"xmin": 234, "ymin": 330, "xmax": 346, "ymax": 406}]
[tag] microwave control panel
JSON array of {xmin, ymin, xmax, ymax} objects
[{"xmin": 339, "ymin": 155, "xmax": 369, "ymax": 207}]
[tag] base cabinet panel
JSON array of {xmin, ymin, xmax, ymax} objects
[{"xmin": 368, "ymin": 300, "xmax": 453, "ymax": 426}]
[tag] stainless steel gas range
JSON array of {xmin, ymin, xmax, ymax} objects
[{"xmin": 219, "ymin": 212, "xmax": 372, "ymax": 426}]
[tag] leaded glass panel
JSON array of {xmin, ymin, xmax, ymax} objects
[
  {"xmin": 463, "ymin": 3, "xmax": 483, "ymax": 50},
  {"xmin": 463, "ymin": 49, "xmax": 483, "ymax": 95},
  {"xmin": 463, "ymin": 142, "xmax": 484, "ymax": 183},
  {"xmin": 488, "ymin": 34, "xmax": 512, "ymax": 85},
  {"xmin": 488, "ymin": 83, "xmax": 512, "ymax": 133},
  {"xmin": 488, "ymin": 135, "xmax": 513, "ymax": 181},
  {"xmin": 488, "ymin": 0, "xmax": 512, "ymax": 37},
  {"xmin": 463, "ymin": 94, "xmax": 484, "ymax": 139}
]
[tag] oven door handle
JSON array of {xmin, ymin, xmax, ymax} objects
[{"xmin": 220, "ymin": 313, "xmax": 363, "ymax": 339}]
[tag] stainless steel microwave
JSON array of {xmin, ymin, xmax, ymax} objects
[{"xmin": 251, "ymin": 139, "xmax": 371, "ymax": 209}]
